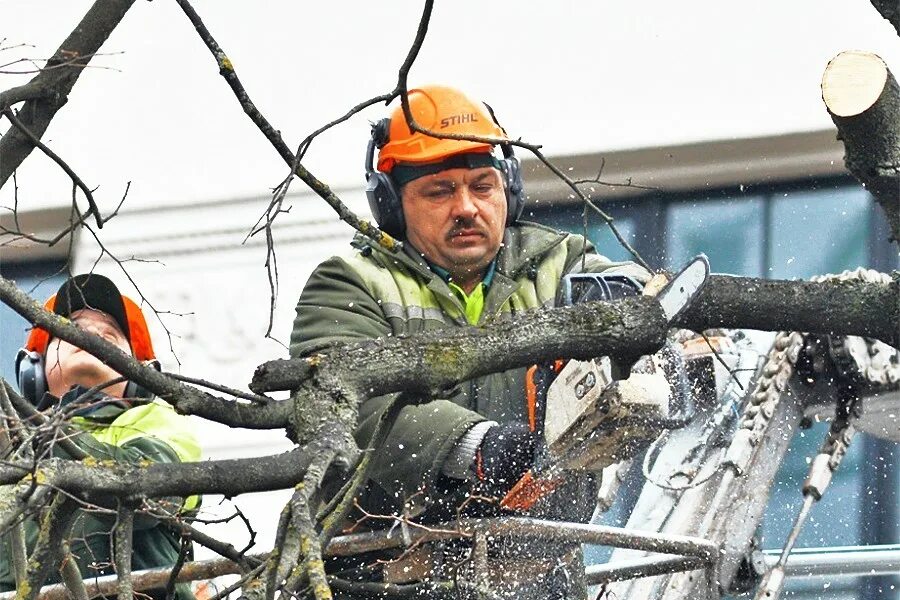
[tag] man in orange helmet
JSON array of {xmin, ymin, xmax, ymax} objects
[
  {"xmin": 290, "ymin": 86, "xmax": 648, "ymax": 598},
  {"xmin": 1, "ymin": 273, "xmax": 200, "ymax": 600}
]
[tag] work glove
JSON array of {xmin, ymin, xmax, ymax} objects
[{"xmin": 475, "ymin": 421, "xmax": 539, "ymax": 494}]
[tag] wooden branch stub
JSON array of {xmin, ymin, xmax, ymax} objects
[{"xmin": 822, "ymin": 51, "xmax": 900, "ymax": 242}]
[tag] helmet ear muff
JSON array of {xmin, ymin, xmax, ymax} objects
[
  {"xmin": 15, "ymin": 348, "xmax": 46, "ymax": 405},
  {"xmin": 365, "ymin": 118, "xmax": 405, "ymax": 238},
  {"xmin": 364, "ymin": 108, "xmax": 527, "ymax": 237},
  {"xmin": 499, "ymin": 144, "xmax": 525, "ymax": 226},
  {"xmin": 123, "ymin": 359, "xmax": 160, "ymax": 400}
]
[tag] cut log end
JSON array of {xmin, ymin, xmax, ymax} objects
[{"xmin": 822, "ymin": 51, "xmax": 889, "ymax": 117}]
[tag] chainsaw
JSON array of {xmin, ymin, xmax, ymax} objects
[{"xmin": 501, "ymin": 256, "xmax": 710, "ymax": 511}]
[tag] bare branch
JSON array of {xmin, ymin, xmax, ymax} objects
[
  {"xmin": 0, "ymin": 277, "xmax": 290, "ymax": 430},
  {"xmin": 0, "ymin": 446, "xmax": 319, "ymax": 501},
  {"xmin": 58, "ymin": 541, "xmax": 90, "ymax": 600},
  {"xmin": 19, "ymin": 494, "xmax": 79, "ymax": 600},
  {"xmin": 870, "ymin": 0, "xmax": 900, "ymax": 35},
  {"xmin": 0, "ymin": 384, "xmax": 27, "ymax": 587},
  {"xmin": 822, "ymin": 51, "xmax": 900, "ymax": 242},
  {"xmin": 253, "ymin": 274, "xmax": 899, "ymax": 395},
  {"xmin": 172, "ymin": 0, "xmax": 401, "ymax": 254},
  {"xmin": 0, "ymin": 0, "xmax": 137, "ymax": 187},
  {"xmin": 114, "ymin": 504, "xmax": 134, "ymax": 600},
  {"xmin": 2, "ymin": 108, "xmax": 102, "ymax": 227}
]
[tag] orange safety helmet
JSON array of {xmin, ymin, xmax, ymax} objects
[
  {"xmin": 24, "ymin": 274, "xmax": 155, "ymax": 362},
  {"xmin": 376, "ymin": 85, "xmax": 509, "ymax": 173}
]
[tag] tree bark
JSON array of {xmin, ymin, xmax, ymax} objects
[
  {"xmin": 0, "ymin": 0, "xmax": 136, "ymax": 188},
  {"xmin": 870, "ymin": 0, "xmax": 900, "ymax": 35},
  {"xmin": 253, "ymin": 275, "xmax": 900, "ymax": 394},
  {"xmin": 822, "ymin": 51, "xmax": 900, "ymax": 242}
]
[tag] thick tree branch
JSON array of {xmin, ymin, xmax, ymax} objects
[
  {"xmin": 0, "ymin": 0, "xmax": 137, "ymax": 188},
  {"xmin": 870, "ymin": 0, "xmax": 900, "ymax": 35},
  {"xmin": 0, "ymin": 275, "xmax": 291, "ymax": 430},
  {"xmin": 822, "ymin": 51, "xmax": 900, "ymax": 242},
  {"xmin": 0, "ymin": 446, "xmax": 318, "ymax": 503},
  {"xmin": 252, "ymin": 275, "xmax": 899, "ymax": 395},
  {"xmin": 675, "ymin": 274, "xmax": 899, "ymax": 343}
]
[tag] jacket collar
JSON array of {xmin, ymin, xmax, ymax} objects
[{"xmin": 353, "ymin": 221, "xmax": 569, "ymax": 283}]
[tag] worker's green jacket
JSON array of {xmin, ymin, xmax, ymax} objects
[
  {"xmin": 290, "ymin": 222, "xmax": 647, "ymax": 520},
  {"xmin": 0, "ymin": 397, "xmax": 200, "ymax": 600}
]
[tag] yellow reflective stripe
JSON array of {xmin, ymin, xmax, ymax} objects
[{"xmin": 82, "ymin": 401, "xmax": 201, "ymax": 463}]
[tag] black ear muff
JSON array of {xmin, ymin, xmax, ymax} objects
[
  {"xmin": 364, "ymin": 118, "xmax": 405, "ymax": 238},
  {"xmin": 500, "ymin": 143, "xmax": 525, "ymax": 225},
  {"xmin": 124, "ymin": 359, "xmax": 161, "ymax": 400},
  {"xmin": 482, "ymin": 102, "xmax": 526, "ymax": 226},
  {"xmin": 15, "ymin": 348, "xmax": 46, "ymax": 405}
]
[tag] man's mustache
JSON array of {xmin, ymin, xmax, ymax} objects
[{"xmin": 446, "ymin": 219, "xmax": 486, "ymax": 240}]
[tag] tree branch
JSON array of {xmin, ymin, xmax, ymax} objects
[
  {"xmin": 172, "ymin": 0, "xmax": 401, "ymax": 253},
  {"xmin": 2, "ymin": 107, "xmax": 102, "ymax": 228},
  {"xmin": 0, "ymin": 0, "xmax": 137, "ymax": 188},
  {"xmin": 0, "ymin": 446, "xmax": 319, "ymax": 502},
  {"xmin": 252, "ymin": 275, "xmax": 898, "ymax": 395},
  {"xmin": 870, "ymin": 0, "xmax": 900, "ymax": 35},
  {"xmin": 19, "ymin": 494, "xmax": 79, "ymax": 600},
  {"xmin": 114, "ymin": 505, "xmax": 134, "ymax": 600},
  {"xmin": 822, "ymin": 51, "xmax": 900, "ymax": 242},
  {"xmin": 58, "ymin": 541, "xmax": 90, "ymax": 600},
  {"xmin": 0, "ymin": 276, "xmax": 291, "ymax": 430}
]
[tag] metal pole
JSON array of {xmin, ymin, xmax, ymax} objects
[
  {"xmin": 584, "ymin": 555, "xmax": 707, "ymax": 585},
  {"xmin": 762, "ymin": 544, "xmax": 900, "ymax": 578}
]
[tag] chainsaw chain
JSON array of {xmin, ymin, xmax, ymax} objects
[
  {"xmin": 739, "ymin": 268, "xmax": 899, "ymax": 444},
  {"xmin": 813, "ymin": 268, "xmax": 900, "ymax": 388}
]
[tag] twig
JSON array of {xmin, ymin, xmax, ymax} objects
[
  {"xmin": 164, "ymin": 537, "xmax": 191, "ymax": 600},
  {"xmin": 2, "ymin": 380, "xmax": 88, "ymax": 460},
  {"xmin": 2, "ymin": 108, "xmax": 102, "ymax": 228},
  {"xmin": 207, "ymin": 561, "xmax": 266, "ymax": 600},
  {"xmin": 317, "ymin": 392, "xmax": 422, "ymax": 545},
  {"xmin": 147, "ymin": 503, "xmax": 263, "ymax": 570},
  {"xmin": 163, "ymin": 372, "xmax": 272, "ymax": 404},
  {"xmin": 0, "ymin": 181, "xmax": 130, "ymax": 247},
  {"xmin": 172, "ymin": 0, "xmax": 405, "ymax": 340},
  {"xmin": 394, "ymin": 79, "xmax": 652, "ymax": 271}
]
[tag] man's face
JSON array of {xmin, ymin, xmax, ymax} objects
[
  {"xmin": 44, "ymin": 309, "xmax": 131, "ymax": 399},
  {"xmin": 401, "ymin": 166, "xmax": 507, "ymax": 285}
]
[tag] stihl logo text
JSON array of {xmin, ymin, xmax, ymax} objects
[{"xmin": 440, "ymin": 113, "xmax": 479, "ymax": 128}]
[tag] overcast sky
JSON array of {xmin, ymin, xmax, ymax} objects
[{"xmin": 4, "ymin": 1, "xmax": 899, "ymax": 213}]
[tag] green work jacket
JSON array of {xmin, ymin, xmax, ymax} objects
[
  {"xmin": 0, "ymin": 397, "xmax": 201, "ymax": 600},
  {"xmin": 290, "ymin": 222, "xmax": 648, "ymax": 519}
]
